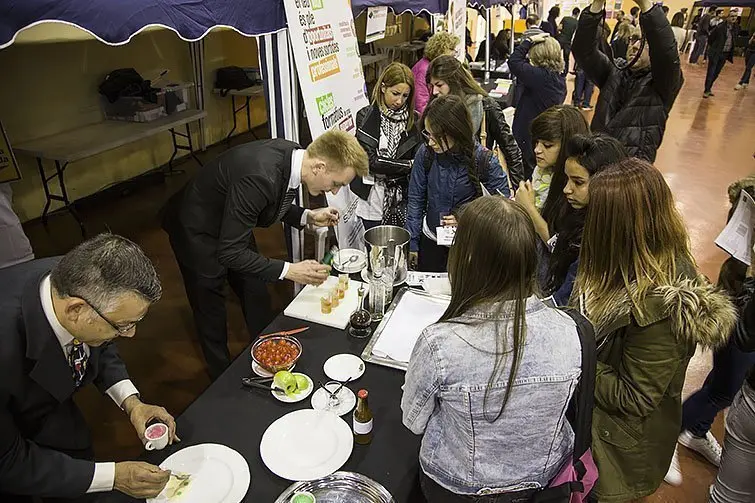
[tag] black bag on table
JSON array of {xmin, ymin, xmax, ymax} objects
[
  {"xmin": 98, "ymin": 68, "xmax": 156, "ymax": 103},
  {"xmin": 215, "ymin": 66, "xmax": 255, "ymax": 96}
]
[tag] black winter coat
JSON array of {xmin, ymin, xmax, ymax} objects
[
  {"xmin": 351, "ymin": 105, "xmax": 421, "ymax": 224},
  {"xmin": 733, "ymin": 278, "xmax": 755, "ymax": 388},
  {"xmin": 572, "ymin": 5, "xmax": 683, "ymax": 162},
  {"xmin": 707, "ymin": 21, "xmax": 736, "ymax": 62}
]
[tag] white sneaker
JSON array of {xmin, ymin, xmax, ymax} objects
[
  {"xmin": 664, "ymin": 446, "xmax": 683, "ymax": 486},
  {"xmin": 678, "ymin": 430, "xmax": 722, "ymax": 467},
  {"xmin": 735, "ymin": 84, "xmax": 744, "ymax": 90}
]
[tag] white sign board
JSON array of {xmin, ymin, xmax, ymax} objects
[
  {"xmin": 365, "ymin": 6, "xmax": 388, "ymax": 43},
  {"xmin": 283, "ymin": 0, "xmax": 370, "ymax": 251},
  {"xmin": 448, "ymin": 0, "xmax": 467, "ymax": 61}
]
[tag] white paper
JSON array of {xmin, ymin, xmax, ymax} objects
[
  {"xmin": 372, "ymin": 291, "xmax": 450, "ymax": 363},
  {"xmin": 715, "ymin": 190, "xmax": 755, "ymax": 265},
  {"xmin": 365, "ymin": 6, "xmax": 388, "ymax": 43},
  {"xmin": 436, "ymin": 226, "xmax": 457, "ymax": 246}
]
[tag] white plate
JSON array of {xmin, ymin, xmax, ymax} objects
[
  {"xmin": 260, "ymin": 409, "xmax": 353, "ymax": 481},
  {"xmin": 360, "ymin": 268, "xmax": 405, "ymax": 287},
  {"xmin": 271, "ymin": 373, "xmax": 314, "ymax": 403},
  {"xmin": 311, "ymin": 383, "xmax": 357, "ymax": 417},
  {"xmin": 323, "ymin": 354, "xmax": 365, "ymax": 382},
  {"xmin": 147, "ymin": 444, "xmax": 250, "ymax": 503},
  {"xmin": 252, "ymin": 360, "xmax": 295, "ymax": 378},
  {"xmin": 332, "ymin": 249, "xmax": 367, "ymax": 274}
]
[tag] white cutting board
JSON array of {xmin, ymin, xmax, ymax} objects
[{"xmin": 284, "ymin": 276, "xmax": 364, "ymax": 330}]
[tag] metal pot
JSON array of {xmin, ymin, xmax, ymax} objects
[{"xmin": 363, "ymin": 225, "xmax": 410, "ymax": 285}]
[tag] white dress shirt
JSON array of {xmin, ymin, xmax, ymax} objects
[
  {"xmin": 279, "ymin": 149, "xmax": 311, "ymax": 280},
  {"xmin": 40, "ymin": 275, "xmax": 140, "ymax": 493}
]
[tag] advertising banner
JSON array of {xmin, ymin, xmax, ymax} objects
[
  {"xmin": 283, "ymin": 0, "xmax": 370, "ymax": 251},
  {"xmin": 0, "ymin": 121, "xmax": 20, "ymax": 183},
  {"xmin": 365, "ymin": 6, "xmax": 389, "ymax": 43}
]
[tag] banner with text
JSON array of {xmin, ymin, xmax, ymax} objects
[
  {"xmin": 284, "ymin": 0, "xmax": 369, "ymax": 251},
  {"xmin": 448, "ymin": 0, "xmax": 467, "ymax": 61},
  {"xmin": 366, "ymin": 6, "xmax": 388, "ymax": 43}
]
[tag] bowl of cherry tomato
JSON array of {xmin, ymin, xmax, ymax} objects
[{"xmin": 251, "ymin": 336, "xmax": 302, "ymax": 373}]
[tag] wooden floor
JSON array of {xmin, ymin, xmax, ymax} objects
[{"xmin": 20, "ymin": 55, "xmax": 755, "ymax": 502}]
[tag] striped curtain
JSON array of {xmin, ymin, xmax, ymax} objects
[{"xmin": 258, "ymin": 29, "xmax": 305, "ymax": 284}]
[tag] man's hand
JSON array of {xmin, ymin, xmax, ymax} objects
[
  {"xmin": 123, "ymin": 396, "xmax": 179, "ymax": 445},
  {"xmin": 285, "ymin": 260, "xmax": 331, "ymax": 285},
  {"xmin": 530, "ymin": 33, "xmax": 550, "ymax": 44},
  {"xmin": 514, "ymin": 181, "xmax": 537, "ymax": 212},
  {"xmin": 114, "ymin": 461, "xmax": 170, "ymax": 499},
  {"xmin": 441, "ymin": 215, "xmax": 458, "ymax": 227},
  {"xmin": 308, "ymin": 207, "xmax": 340, "ymax": 227},
  {"xmin": 409, "ymin": 252, "xmax": 418, "ymax": 270}
]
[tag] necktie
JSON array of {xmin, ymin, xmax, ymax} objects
[
  {"xmin": 68, "ymin": 339, "xmax": 88, "ymax": 388},
  {"xmin": 276, "ymin": 189, "xmax": 298, "ymax": 221}
]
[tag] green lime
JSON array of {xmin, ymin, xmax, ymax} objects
[{"xmin": 294, "ymin": 374, "xmax": 309, "ymax": 391}]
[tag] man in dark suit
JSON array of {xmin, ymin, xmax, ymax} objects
[
  {"xmin": 0, "ymin": 234, "xmax": 177, "ymax": 502},
  {"xmin": 163, "ymin": 129, "xmax": 369, "ymax": 379},
  {"xmin": 703, "ymin": 10, "xmax": 738, "ymax": 98}
]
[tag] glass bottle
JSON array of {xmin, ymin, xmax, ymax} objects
[{"xmin": 353, "ymin": 389, "xmax": 373, "ymax": 445}]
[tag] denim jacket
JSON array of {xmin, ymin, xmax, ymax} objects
[
  {"xmin": 401, "ymin": 297, "xmax": 582, "ymax": 495},
  {"xmin": 406, "ymin": 143, "xmax": 510, "ymax": 252}
]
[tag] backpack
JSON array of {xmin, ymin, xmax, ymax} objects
[
  {"xmin": 531, "ymin": 308, "xmax": 598, "ymax": 503},
  {"xmin": 98, "ymin": 68, "xmax": 156, "ymax": 104},
  {"xmin": 215, "ymin": 66, "xmax": 255, "ymax": 96}
]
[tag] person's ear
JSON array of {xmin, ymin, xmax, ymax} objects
[{"xmin": 63, "ymin": 297, "xmax": 88, "ymax": 323}]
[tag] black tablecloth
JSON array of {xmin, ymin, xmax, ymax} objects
[{"xmin": 102, "ymin": 314, "xmax": 424, "ymax": 502}]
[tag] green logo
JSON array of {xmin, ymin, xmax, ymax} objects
[
  {"xmin": 316, "ymin": 93, "xmax": 335, "ymax": 116},
  {"xmin": 311, "ymin": 0, "xmax": 324, "ymax": 9}
]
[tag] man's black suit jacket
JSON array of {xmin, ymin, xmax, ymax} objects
[
  {"xmin": 0, "ymin": 257, "xmax": 131, "ymax": 499},
  {"xmin": 162, "ymin": 139, "xmax": 307, "ymax": 282}
]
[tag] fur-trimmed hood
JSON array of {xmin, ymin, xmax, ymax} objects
[{"xmin": 593, "ymin": 275, "xmax": 737, "ymax": 350}]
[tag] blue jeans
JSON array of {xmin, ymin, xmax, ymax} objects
[
  {"xmin": 705, "ymin": 53, "xmax": 727, "ymax": 93},
  {"xmin": 740, "ymin": 52, "xmax": 755, "ymax": 85},
  {"xmin": 690, "ymin": 34, "xmax": 707, "ymax": 64},
  {"xmin": 573, "ymin": 70, "xmax": 594, "ymax": 107},
  {"xmin": 681, "ymin": 338, "xmax": 755, "ymax": 437}
]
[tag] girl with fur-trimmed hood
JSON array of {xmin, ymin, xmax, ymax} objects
[{"xmin": 572, "ymin": 158, "xmax": 737, "ymax": 502}]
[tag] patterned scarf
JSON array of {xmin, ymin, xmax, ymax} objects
[{"xmin": 378, "ymin": 105, "xmax": 410, "ymax": 227}]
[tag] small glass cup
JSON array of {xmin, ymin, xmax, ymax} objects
[
  {"xmin": 336, "ymin": 284, "xmax": 345, "ymax": 299},
  {"xmin": 330, "ymin": 288, "xmax": 340, "ymax": 307},
  {"xmin": 339, "ymin": 273, "xmax": 349, "ymax": 290},
  {"xmin": 320, "ymin": 293, "xmax": 333, "ymax": 314}
]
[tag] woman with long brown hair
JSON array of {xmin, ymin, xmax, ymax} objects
[
  {"xmin": 402, "ymin": 196, "xmax": 582, "ymax": 501},
  {"xmin": 353, "ymin": 62, "xmax": 421, "ymax": 229},
  {"xmin": 407, "ymin": 94, "xmax": 509, "ymax": 272},
  {"xmin": 427, "ymin": 55, "xmax": 525, "ymax": 187},
  {"xmin": 574, "ymin": 158, "xmax": 736, "ymax": 501}
]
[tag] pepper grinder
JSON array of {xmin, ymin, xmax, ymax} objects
[{"xmin": 349, "ymin": 286, "xmax": 373, "ymax": 338}]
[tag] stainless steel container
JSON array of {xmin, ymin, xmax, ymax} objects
[
  {"xmin": 275, "ymin": 471, "xmax": 395, "ymax": 502},
  {"xmin": 363, "ymin": 225, "xmax": 410, "ymax": 286}
]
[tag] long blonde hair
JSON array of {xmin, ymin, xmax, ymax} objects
[
  {"xmin": 371, "ymin": 62, "xmax": 415, "ymax": 129},
  {"xmin": 575, "ymin": 158, "xmax": 695, "ymax": 327},
  {"xmin": 529, "ymin": 37, "xmax": 565, "ymax": 74}
]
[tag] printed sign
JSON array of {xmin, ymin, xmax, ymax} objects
[
  {"xmin": 0, "ymin": 121, "xmax": 21, "ymax": 183},
  {"xmin": 365, "ymin": 6, "xmax": 388, "ymax": 43},
  {"xmin": 448, "ymin": 0, "xmax": 467, "ymax": 61},
  {"xmin": 284, "ymin": 0, "xmax": 370, "ymax": 251}
]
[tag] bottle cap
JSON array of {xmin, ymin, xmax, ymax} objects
[{"xmin": 358, "ymin": 389, "xmax": 368, "ymax": 399}]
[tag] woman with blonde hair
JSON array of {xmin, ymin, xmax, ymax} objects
[
  {"xmin": 353, "ymin": 62, "xmax": 421, "ymax": 229},
  {"xmin": 427, "ymin": 55, "xmax": 525, "ymax": 187},
  {"xmin": 574, "ymin": 158, "xmax": 736, "ymax": 501},
  {"xmin": 611, "ymin": 21, "xmax": 633, "ymax": 59},
  {"xmin": 412, "ymin": 31, "xmax": 459, "ymax": 115},
  {"xmin": 402, "ymin": 195, "xmax": 582, "ymax": 500},
  {"xmin": 508, "ymin": 33, "xmax": 566, "ymax": 178}
]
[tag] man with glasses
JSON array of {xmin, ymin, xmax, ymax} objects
[
  {"xmin": 0, "ymin": 234, "xmax": 175, "ymax": 502},
  {"xmin": 572, "ymin": 0, "xmax": 683, "ymax": 162}
]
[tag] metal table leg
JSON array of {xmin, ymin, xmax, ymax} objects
[
  {"xmin": 225, "ymin": 95, "xmax": 239, "ymax": 143},
  {"xmin": 35, "ymin": 157, "xmax": 85, "ymax": 236},
  {"xmin": 167, "ymin": 123, "xmax": 204, "ymax": 175},
  {"xmin": 245, "ymin": 96, "xmax": 258, "ymax": 140}
]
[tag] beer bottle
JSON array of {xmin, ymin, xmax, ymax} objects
[{"xmin": 353, "ymin": 389, "xmax": 373, "ymax": 445}]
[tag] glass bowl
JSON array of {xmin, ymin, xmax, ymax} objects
[{"xmin": 251, "ymin": 336, "xmax": 303, "ymax": 374}]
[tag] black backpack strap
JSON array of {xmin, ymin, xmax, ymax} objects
[
  {"xmin": 475, "ymin": 147, "xmax": 493, "ymax": 184},
  {"xmin": 559, "ymin": 307, "xmax": 597, "ymax": 460}
]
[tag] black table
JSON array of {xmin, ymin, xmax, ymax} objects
[{"xmin": 103, "ymin": 314, "xmax": 424, "ymax": 502}]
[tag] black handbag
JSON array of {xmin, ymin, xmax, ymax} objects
[{"xmin": 215, "ymin": 66, "xmax": 255, "ymax": 96}]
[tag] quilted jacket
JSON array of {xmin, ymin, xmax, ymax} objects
[{"xmin": 572, "ymin": 5, "xmax": 683, "ymax": 162}]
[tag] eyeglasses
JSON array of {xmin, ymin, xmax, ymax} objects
[{"xmin": 75, "ymin": 295, "xmax": 143, "ymax": 335}]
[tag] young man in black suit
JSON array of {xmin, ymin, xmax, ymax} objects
[
  {"xmin": 0, "ymin": 234, "xmax": 176, "ymax": 502},
  {"xmin": 163, "ymin": 129, "xmax": 369, "ymax": 380}
]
